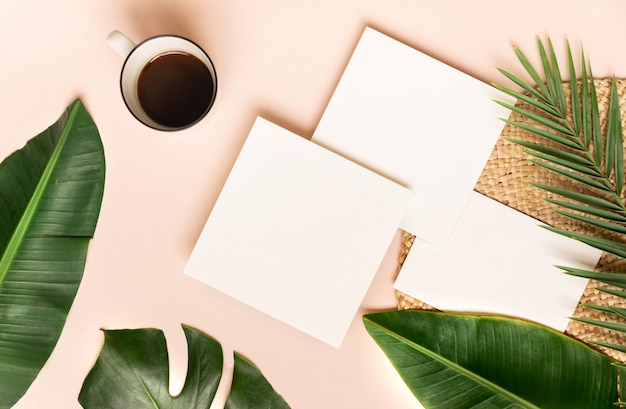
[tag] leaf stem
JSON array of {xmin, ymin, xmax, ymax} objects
[{"xmin": 0, "ymin": 102, "xmax": 80, "ymax": 284}]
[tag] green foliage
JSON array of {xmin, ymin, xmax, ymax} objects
[
  {"xmin": 79, "ymin": 325, "xmax": 290, "ymax": 409},
  {"xmin": 225, "ymin": 353, "xmax": 291, "ymax": 409},
  {"xmin": 495, "ymin": 38, "xmax": 626, "ymax": 354},
  {"xmin": 364, "ymin": 310, "xmax": 619, "ymax": 408},
  {"xmin": 0, "ymin": 100, "xmax": 105, "ymax": 407},
  {"xmin": 365, "ymin": 45, "xmax": 626, "ymax": 407}
]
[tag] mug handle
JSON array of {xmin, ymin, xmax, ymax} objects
[{"xmin": 107, "ymin": 30, "xmax": 136, "ymax": 59}]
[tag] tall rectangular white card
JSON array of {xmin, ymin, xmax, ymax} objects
[
  {"xmin": 312, "ymin": 27, "xmax": 515, "ymax": 245},
  {"xmin": 185, "ymin": 117, "xmax": 413, "ymax": 347},
  {"xmin": 394, "ymin": 192, "xmax": 602, "ymax": 331}
]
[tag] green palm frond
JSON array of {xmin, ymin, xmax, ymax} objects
[{"xmin": 496, "ymin": 38, "xmax": 626, "ymax": 354}]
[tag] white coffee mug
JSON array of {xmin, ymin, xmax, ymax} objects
[{"xmin": 107, "ymin": 30, "xmax": 218, "ymax": 131}]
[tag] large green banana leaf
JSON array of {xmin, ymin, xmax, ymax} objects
[
  {"xmin": 0, "ymin": 99, "xmax": 105, "ymax": 407},
  {"xmin": 364, "ymin": 310, "xmax": 619, "ymax": 409},
  {"xmin": 78, "ymin": 325, "xmax": 291, "ymax": 409}
]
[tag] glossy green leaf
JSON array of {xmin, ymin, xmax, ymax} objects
[
  {"xmin": 608, "ymin": 79, "xmax": 624, "ymax": 194},
  {"xmin": 605, "ymin": 80, "xmax": 618, "ymax": 180},
  {"xmin": 513, "ymin": 44, "xmax": 551, "ymax": 103},
  {"xmin": 531, "ymin": 183, "xmax": 622, "ymax": 211},
  {"xmin": 530, "ymin": 160, "xmax": 609, "ymax": 192},
  {"xmin": 545, "ymin": 198, "xmax": 626, "ymax": 222},
  {"xmin": 580, "ymin": 50, "xmax": 592, "ymax": 148},
  {"xmin": 496, "ymin": 37, "xmax": 626, "ymax": 356},
  {"xmin": 568, "ymin": 41, "xmax": 581, "ymax": 135},
  {"xmin": 527, "ymin": 151, "xmax": 601, "ymax": 178},
  {"xmin": 547, "ymin": 38, "xmax": 568, "ymax": 117},
  {"xmin": 592, "ymin": 341, "xmax": 626, "ymax": 354},
  {"xmin": 543, "ymin": 225, "xmax": 626, "ymax": 258},
  {"xmin": 0, "ymin": 99, "xmax": 105, "ymax": 407},
  {"xmin": 496, "ymin": 39, "xmax": 620, "ymax": 209},
  {"xmin": 364, "ymin": 310, "xmax": 618, "ymax": 409},
  {"xmin": 582, "ymin": 303, "xmax": 626, "ymax": 320},
  {"xmin": 79, "ymin": 326, "xmax": 222, "ymax": 408},
  {"xmin": 496, "ymin": 68, "xmax": 548, "ymax": 105},
  {"xmin": 503, "ymin": 136, "xmax": 592, "ymax": 167},
  {"xmin": 559, "ymin": 266, "xmax": 626, "ymax": 289},
  {"xmin": 573, "ymin": 316, "xmax": 626, "ymax": 334},
  {"xmin": 225, "ymin": 353, "xmax": 291, "ymax": 409},
  {"xmin": 619, "ymin": 366, "xmax": 626, "ymax": 405},
  {"xmin": 527, "ymin": 152, "xmax": 601, "ymax": 177},
  {"xmin": 502, "ymin": 123, "xmax": 583, "ymax": 152},
  {"xmin": 78, "ymin": 325, "xmax": 290, "ymax": 409},
  {"xmin": 497, "ymin": 101, "xmax": 575, "ymax": 137},
  {"xmin": 492, "ymin": 84, "xmax": 561, "ymax": 117},
  {"xmin": 598, "ymin": 287, "xmax": 626, "ymax": 298},
  {"xmin": 589, "ymin": 68, "xmax": 604, "ymax": 166},
  {"xmin": 554, "ymin": 210, "xmax": 626, "ymax": 234},
  {"xmin": 537, "ymin": 38, "xmax": 557, "ymax": 105}
]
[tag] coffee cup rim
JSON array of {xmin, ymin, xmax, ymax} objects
[{"xmin": 119, "ymin": 34, "xmax": 218, "ymax": 131}]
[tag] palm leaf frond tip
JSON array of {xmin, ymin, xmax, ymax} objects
[{"xmin": 496, "ymin": 38, "xmax": 626, "ymax": 355}]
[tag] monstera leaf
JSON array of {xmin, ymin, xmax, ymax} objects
[
  {"xmin": 225, "ymin": 353, "xmax": 291, "ymax": 409},
  {"xmin": 79, "ymin": 325, "xmax": 291, "ymax": 409},
  {"xmin": 364, "ymin": 310, "xmax": 620, "ymax": 408},
  {"xmin": 0, "ymin": 99, "xmax": 105, "ymax": 407}
]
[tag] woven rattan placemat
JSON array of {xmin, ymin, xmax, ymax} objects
[{"xmin": 395, "ymin": 79, "xmax": 626, "ymax": 362}]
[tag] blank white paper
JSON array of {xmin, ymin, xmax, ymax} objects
[
  {"xmin": 312, "ymin": 27, "xmax": 515, "ymax": 246},
  {"xmin": 394, "ymin": 191, "xmax": 602, "ymax": 331},
  {"xmin": 184, "ymin": 117, "xmax": 413, "ymax": 347}
]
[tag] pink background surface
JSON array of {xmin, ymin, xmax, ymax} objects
[{"xmin": 2, "ymin": 1, "xmax": 626, "ymax": 408}]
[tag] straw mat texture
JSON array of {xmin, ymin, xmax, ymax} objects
[{"xmin": 395, "ymin": 79, "xmax": 626, "ymax": 362}]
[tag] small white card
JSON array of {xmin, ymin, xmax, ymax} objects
[
  {"xmin": 312, "ymin": 27, "xmax": 515, "ymax": 246},
  {"xmin": 394, "ymin": 191, "xmax": 602, "ymax": 331},
  {"xmin": 184, "ymin": 117, "xmax": 413, "ymax": 347}
]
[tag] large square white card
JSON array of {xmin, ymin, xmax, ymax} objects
[
  {"xmin": 312, "ymin": 27, "xmax": 515, "ymax": 245},
  {"xmin": 394, "ymin": 192, "xmax": 602, "ymax": 331},
  {"xmin": 184, "ymin": 117, "xmax": 412, "ymax": 347}
]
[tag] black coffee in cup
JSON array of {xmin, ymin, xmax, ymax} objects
[
  {"xmin": 108, "ymin": 30, "xmax": 218, "ymax": 131},
  {"xmin": 137, "ymin": 51, "xmax": 215, "ymax": 128}
]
